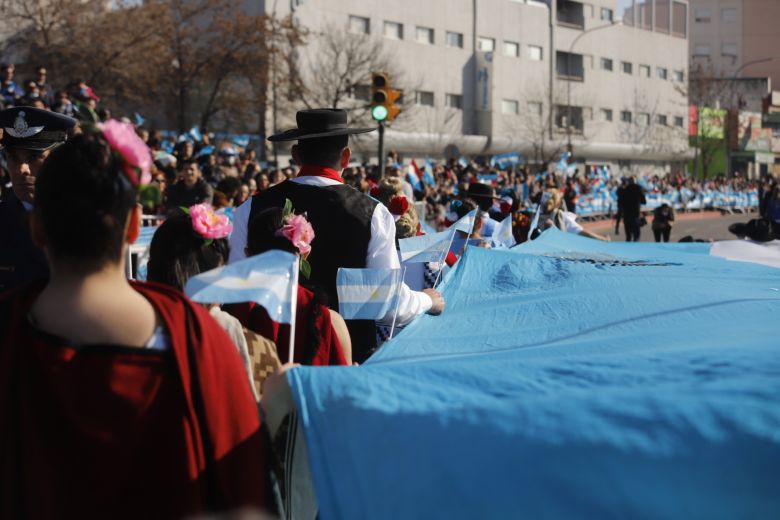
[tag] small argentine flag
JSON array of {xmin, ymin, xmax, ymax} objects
[
  {"xmin": 399, "ymin": 228, "xmax": 456, "ymax": 263},
  {"xmin": 185, "ymin": 250, "xmax": 298, "ymax": 324},
  {"xmin": 491, "ymin": 215, "xmax": 516, "ymax": 249},
  {"xmin": 337, "ymin": 268, "xmax": 403, "ymax": 320},
  {"xmin": 452, "ymin": 208, "xmax": 478, "ymax": 234}
]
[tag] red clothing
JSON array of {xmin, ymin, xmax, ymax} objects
[
  {"xmin": 0, "ymin": 281, "xmax": 272, "ymax": 520},
  {"xmin": 226, "ymin": 285, "xmax": 347, "ymax": 366},
  {"xmin": 295, "ymin": 164, "xmax": 344, "ymax": 183}
]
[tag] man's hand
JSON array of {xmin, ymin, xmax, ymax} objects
[{"xmin": 423, "ymin": 288, "xmax": 445, "ymax": 315}]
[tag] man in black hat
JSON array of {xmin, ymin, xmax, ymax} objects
[
  {"xmin": 0, "ymin": 106, "xmax": 77, "ymax": 291},
  {"xmin": 229, "ymin": 109, "xmax": 444, "ymax": 362}
]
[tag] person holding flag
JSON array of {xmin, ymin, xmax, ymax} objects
[{"xmin": 229, "ymin": 109, "xmax": 444, "ymax": 362}]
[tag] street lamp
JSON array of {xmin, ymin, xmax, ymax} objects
[{"xmin": 565, "ymin": 19, "xmax": 622, "ymax": 153}]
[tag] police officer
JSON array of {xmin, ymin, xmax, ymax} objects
[{"xmin": 0, "ymin": 106, "xmax": 77, "ymax": 292}]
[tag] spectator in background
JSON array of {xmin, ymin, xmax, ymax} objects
[
  {"xmin": 617, "ymin": 177, "xmax": 646, "ymax": 242},
  {"xmin": 33, "ymin": 66, "xmax": 54, "ymax": 106},
  {"xmin": 52, "ymin": 90, "xmax": 76, "ymax": 118},
  {"xmin": 164, "ymin": 159, "xmax": 213, "ymax": 212},
  {"xmin": 0, "ymin": 63, "xmax": 22, "ymax": 107}
]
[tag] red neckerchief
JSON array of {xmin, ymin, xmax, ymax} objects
[{"xmin": 296, "ymin": 165, "xmax": 344, "ymax": 183}]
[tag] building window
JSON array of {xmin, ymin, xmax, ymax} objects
[
  {"xmin": 504, "ymin": 41, "xmax": 520, "ymax": 57},
  {"xmin": 446, "ymin": 31, "xmax": 463, "ymax": 48},
  {"xmin": 621, "ymin": 110, "xmax": 632, "ymax": 123},
  {"xmin": 674, "ymin": 116, "xmax": 684, "ymax": 127},
  {"xmin": 556, "ymin": 51, "xmax": 584, "ymax": 80},
  {"xmin": 722, "ymin": 43, "xmax": 738, "ymax": 58},
  {"xmin": 502, "ymin": 99, "xmax": 519, "ymax": 115},
  {"xmin": 637, "ymin": 113, "xmax": 650, "ymax": 126},
  {"xmin": 416, "ymin": 26, "xmax": 434, "ymax": 44},
  {"xmin": 527, "ymin": 45, "xmax": 543, "ymax": 61},
  {"xmin": 349, "ymin": 15, "xmax": 370, "ymax": 34},
  {"xmin": 415, "ymin": 90, "xmax": 434, "ymax": 106},
  {"xmin": 622, "ymin": 61, "xmax": 633, "ymax": 74},
  {"xmin": 657, "ymin": 114, "xmax": 668, "ymax": 126},
  {"xmin": 721, "ymin": 7, "xmax": 737, "ymax": 23},
  {"xmin": 445, "ymin": 93, "xmax": 463, "ymax": 109},
  {"xmin": 528, "ymin": 101, "xmax": 543, "ymax": 116},
  {"xmin": 601, "ymin": 58, "xmax": 613, "ymax": 71},
  {"xmin": 352, "ymin": 85, "xmax": 370, "ymax": 101},
  {"xmin": 672, "ymin": 1, "xmax": 688, "ymax": 37},
  {"xmin": 674, "ymin": 70, "xmax": 685, "ymax": 82},
  {"xmin": 655, "ymin": 0, "xmax": 671, "ymax": 33},
  {"xmin": 383, "ymin": 21, "xmax": 403, "ymax": 40},
  {"xmin": 478, "ymin": 37, "xmax": 495, "ymax": 52},
  {"xmin": 657, "ymin": 67, "xmax": 668, "ymax": 80},
  {"xmin": 639, "ymin": 65, "xmax": 651, "ymax": 77},
  {"xmin": 693, "ymin": 44, "xmax": 711, "ymax": 57},
  {"xmin": 694, "ymin": 7, "xmax": 711, "ymax": 23},
  {"xmin": 601, "ymin": 8, "xmax": 613, "ymax": 22},
  {"xmin": 557, "ymin": 0, "xmax": 585, "ymax": 29},
  {"xmin": 601, "ymin": 108, "xmax": 613, "ymax": 122},
  {"xmin": 555, "ymin": 105, "xmax": 584, "ymax": 132}
]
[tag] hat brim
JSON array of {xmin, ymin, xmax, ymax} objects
[
  {"xmin": 268, "ymin": 127, "xmax": 375, "ymax": 142},
  {"xmin": 467, "ymin": 192, "xmax": 501, "ymax": 200},
  {"xmin": 1, "ymin": 136, "xmax": 64, "ymax": 151}
]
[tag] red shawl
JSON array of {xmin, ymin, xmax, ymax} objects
[
  {"xmin": 226, "ymin": 285, "xmax": 347, "ymax": 367},
  {"xmin": 0, "ymin": 281, "xmax": 272, "ymax": 519}
]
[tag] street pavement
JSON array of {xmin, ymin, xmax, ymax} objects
[{"xmin": 582, "ymin": 211, "xmax": 757, "ymax": 243}]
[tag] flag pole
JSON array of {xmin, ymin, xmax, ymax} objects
[
  {"xmin": 388, "ymin": 266, "xmax": 407, "ymax": 340},
  {"xmin": 433, "ymin": 227, "xmax": 458, "ymax": 289},
  {"xmin": 288, "ymin": 256, "xmax": 300, "ymax": 364}
]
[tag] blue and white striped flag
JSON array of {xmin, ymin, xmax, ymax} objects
[
  {"xmin": 491, "ymin": 216, "xmax": 516, "ymax": 249},
  {"xmin": 337, "ymin": 268, "xmax": 403, "ymax": 320},
  {"xmin": 185, "ymin": 250, "xmax": 298, "ymax": 324},
  {"xmin": 399, "ymin": 228, "xmax": 456, "ymax": 263}
]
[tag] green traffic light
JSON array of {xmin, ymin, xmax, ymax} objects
[{"xmin": 372, "ymin": 105, "xmax": 388, "ymax": 121}]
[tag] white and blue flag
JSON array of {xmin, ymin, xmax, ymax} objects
[
  {"xmin": 185, "ymin": 250, "xmax": 298, "ymax": 324},
  {"xmin": 452, "ymin": 208, "xmax": 478, "ymax": 234},
  {"xmin": 337, "ymin": 268, "xmax": 403, "ymax": 320},
  {"xmin": 491, "ymin": 215, "xmax": 516, "ymax": 249},
  {"xmin": 399, "ymin": 228, "xmax": 456, "ymax": 263}
]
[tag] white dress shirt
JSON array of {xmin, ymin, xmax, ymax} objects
[{"xmin": 229, "ymin": 175, "xmax": 432, "ymax": 326}]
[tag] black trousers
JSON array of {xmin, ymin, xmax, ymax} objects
[
  {"xmin": 653, "ymin": 227, "xmax": 671, "ymax": 242},
  {"xmin": 624, "ymin": 218, "xmax": 641, "ymax": 242}
]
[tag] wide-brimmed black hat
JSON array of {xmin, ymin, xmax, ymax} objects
[
  {"xmin": 0, "ymin": 106, "xmax": 76, "ymax": 151},
  {"xmin": 268, "ymin": 109, "xmax": 375, "ymax": 142},
  {"xmin": 467, "ymin": 182, "xmax": 500, "ymax": 200},
  {"xmin": 729, "ymin": 218, "xmax": 774, "ymax": 242}
]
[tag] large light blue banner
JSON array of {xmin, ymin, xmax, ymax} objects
[{"xmin": 287, "ymin": 229, "xmax": 780, "ymax": 519}]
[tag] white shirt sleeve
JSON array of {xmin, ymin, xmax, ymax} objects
[
  {"xmin": 561, "ymin": 211, "xmax": 584, "ymax": 234},
  {"xmin": 367, "ymin": 204, "xmax": 433, "ymax": 326},
  {"xmin": 228, "ymin": 198, "xmax": 252, "ymax": 264}
]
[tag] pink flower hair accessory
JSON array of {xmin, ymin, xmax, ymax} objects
[
  {"xmin": 98, "ymin": 119, "xmax": 152, "ymax": 186},
  {"xmin": 187, "ymin": 203, "xmax": 233, "ymax": 241}
]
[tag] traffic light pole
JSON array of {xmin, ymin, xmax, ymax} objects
[{"xmin": 377, "ymin": 120, "xmax": 385, "ymax": 178}]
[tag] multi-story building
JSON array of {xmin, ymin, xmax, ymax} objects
[
  {"xmin": 263, "ymin": 0, "xmax": 691, "ymax": 176},
  {"xmin": 689, "ymin": 0, "xmax": 780, "ymax": 85}
]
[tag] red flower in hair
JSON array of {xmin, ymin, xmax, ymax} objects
[
  {"xmin": 388, "ymin": 195, "xmax": 410, "ymax": 216},
  {"xmin": 369, "ymin": 186, "xmax": 381, "ymax": 198}
]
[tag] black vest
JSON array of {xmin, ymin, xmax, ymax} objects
[{"xmin": 249, "ymin": 180, "xmax": 379, "ymax": 361}]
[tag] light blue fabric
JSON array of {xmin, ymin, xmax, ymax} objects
[{"xmin": 287, "ymin": 228, "xmax": 780, "ymax": 519}]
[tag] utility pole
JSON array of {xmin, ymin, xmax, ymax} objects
[{"xmin": 377, "ymin": 121, "xmax": 386, "ymax": 178}]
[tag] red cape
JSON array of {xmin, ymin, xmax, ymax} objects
[
  {"xmin": 226, "ymin": 285, "xmax": 347, "ymax": 367},
  {"xmin": 0, "ymin": 281, "xmax": 272, "ymax": 519}
]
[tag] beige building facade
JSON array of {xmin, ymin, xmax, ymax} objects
[
  {"xmin": 263, "ymin": 0, "xmax": 690, "ymax": 175},
  {"xmin": 689, "ymin": 0, "xmax": 780, "ymax": 84}
]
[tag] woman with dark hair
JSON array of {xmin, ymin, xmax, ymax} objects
[
  {"xmin": 146, "ymin": 205, "xmax": 269, "ymax": 401},
  {"xmin": 235, "ymin": 204, "xmax": 352, "ymax": 366},
  {"xmin": 0, "ymin": 122, "xmax": 272, "ymax": 518}
]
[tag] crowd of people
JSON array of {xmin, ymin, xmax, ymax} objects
[{"xmin": 1, "ymin": 61, "xmax": 780, "ymax": 518}]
